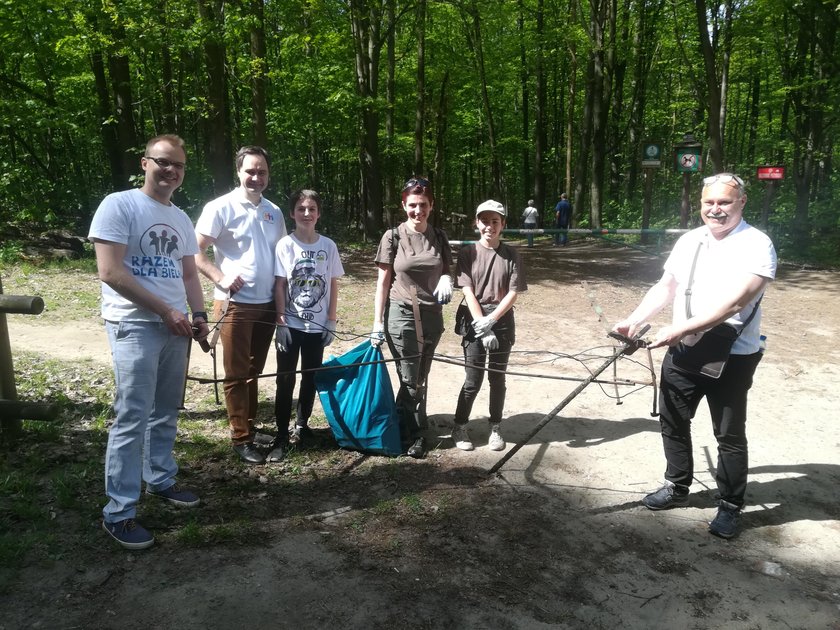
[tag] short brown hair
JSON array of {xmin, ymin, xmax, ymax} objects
[
  {"xmin": 145, "ymin": 134, "xmax": 185, "ymax": 154},
  {"xmin": 289, "ymin": 188, "xmax": 322, "ymax": 212},
  {"xmin": 235, "ymin": 146, "xmax": 271, "ymax": 170}
]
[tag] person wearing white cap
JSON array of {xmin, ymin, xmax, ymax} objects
[{"xmin": 451, "ymin": 199, "xmax": 527, "ymax": 451}]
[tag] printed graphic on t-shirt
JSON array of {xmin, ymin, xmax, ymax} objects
[
  {"xmin": 134, "ymin": 222, "xmax": 186, "ymax": 279},
  {"xmin": 262, "ymin": 210, "xmax": 276, "ymax": 223},
  {"xmin": 289, "ymin": 249, "xmax": 328, "ymax": 317}
]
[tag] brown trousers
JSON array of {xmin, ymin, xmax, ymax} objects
[{"xmin": 215, "ymin": 300, "xmax": 276, "ymax": 444}]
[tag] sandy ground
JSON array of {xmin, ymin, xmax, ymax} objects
[{"xmin": 3, "ymin": 239, "xmax": 840, "ymax": 629}]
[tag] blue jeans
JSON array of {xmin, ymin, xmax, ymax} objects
[
  {"xmin": 103, "ymin": 320, "xmax": 189, "ymax": 522},
  {"xmin": 523, "ymin": 222, "xmax": 536, "ymax": 247},
  {"xmin": 555, "ymin": 223, "xmax": 568, "ymax": 246}
]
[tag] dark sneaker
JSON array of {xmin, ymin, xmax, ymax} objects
[
  {"xmin": 253, "ymin": 431, "xmax": 275, "ymax": 446},
  {"xmin": 146, "ymin": 484, "xmax": 200, "ymax": 507},
  {"xmin": 642, "ymin": 481, "xmax": 690, "ymax": 510},
  {"xmin": 267, "ymin": 440, "xmax": 288, "ymax": 462},
  {"xmin": 709, "ymin": 501, "xmax": 740, "ymax": 539},
  {"xmin": 407, "ymin": 437, "xmax": 426, "ymax": 459},
  {"xmin": 233, "ymin": 442, "xmax": 265, "ymax": 465},
  {"xmin": 102, "ymin": 519, "xmax": 154, "ymax": 550}
]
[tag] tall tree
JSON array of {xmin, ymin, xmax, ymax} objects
[
  {"xmin": 196, "ymin": 0, "xmax": 233, "ymax": 195},
  {"xmin": 349, "ymin": 0, "xmax": 385, "ymax": 238},
  {"xmin": 250, "ymin": 0, "xmax": 268, "ymax": 148},
  {"xmin": 414, "ymin": 0, "xmax": 427, "ymax": 175}
]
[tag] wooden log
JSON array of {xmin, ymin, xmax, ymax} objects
[
  {"xmin": 0, "ymin": 295, "xmax": 45, "ymax": 315},
  {"xmin": 0, "ymin": 400, "xmax": 59, "ymax": 421}
]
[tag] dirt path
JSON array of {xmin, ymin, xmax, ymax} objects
[{"xmin": 3, "ymin": 240, "xmax": 840, "ymax": 629}]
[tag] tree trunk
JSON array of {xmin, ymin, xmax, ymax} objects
[
  {"xmin": 694, "ymin": 0, "xmax": 725, "ymax": 172},
  {"xmin": 413, "ymin": 0, "xmax": 426, "ymax": 176},
  {"xmin": 465, "ymin": 1, "xmax": 502, "ymax": 197},
  {"xmin": 106, "ymin": 37, "xmax": 138, "ymax": 184},
  {"xmin": 91, "ymin": 50, "xmax": 125, "ymax": 190},
  {"xmin": 384, "ymin": 0, "xmax": 396, "ymax": 211},
  {"xmin": 349, "ymin": 0, "xmax": 384, "ymax": 238},
  {"xmin": 250, "ymin": 0, "xmax": 268, "ymax": 148},
  {"xmin": 533, "ymin": 0, "xmax": 547, "ymax": 214},
  {"xmin": 197, "ymin": 0, "xmax": 233, "ymax": 196},
  {"xmin": 519, "ymin": 5, "xmax": 530, "ymax": 200}
]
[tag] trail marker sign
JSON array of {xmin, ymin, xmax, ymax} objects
[{"xmin": 757, "ymin": 166, "xmax": 785, "ymax": 180}]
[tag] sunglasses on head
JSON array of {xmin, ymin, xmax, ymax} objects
[
  {"xmin": 402, "ymin": 177, "xmax": 431, "ymax": 191},
  {"xmin": 703, "ymin": 173, "xmax": 743, "ymax": 187}
]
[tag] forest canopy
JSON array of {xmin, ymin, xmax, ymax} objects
[{"xmin": 0, "ymin": 0, "xmax": 837, "ymax": 261}]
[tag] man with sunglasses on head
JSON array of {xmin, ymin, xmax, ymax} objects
[
  {"xmin": 195, "ymin": 146, "xmax": 287, "ymax": 465},
  {"xmin": 89, "ymin": 135, "xmax": 210, "ymax": 550},
  {"xmin": 613, "ymin": 173, "xmax": 777, "ymax": 539}
]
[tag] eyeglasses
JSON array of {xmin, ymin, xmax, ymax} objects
[
  {"xmin": 402, "ymin": 177, "xmax": 431, "ymax": 191},
  {"xmin": 145, "ymin": 156, "xmax": 186, "ymax": 171},
  {"xmin": 703, "ymin": 173, "xmax": 743, "ymax": 187}
]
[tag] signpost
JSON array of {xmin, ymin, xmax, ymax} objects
[
  {"xmin": 674, "ymin": 134, "xmax": 702, "ymax": 228},
  {"xmin": 757, "ymin": 165, "xmax": 785, "ymax": 229},
  {"xmin": 641, "ymin": 142, "xmax": 661, "ymax": 244}
]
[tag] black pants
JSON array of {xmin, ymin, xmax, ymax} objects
[
  {"xmin": 454, "ymin": 311, "xmax": 515, "ymax": 426},
  {"xmin": 275, "ymin": 328, "xmax": 324, "ymax": 438},
  {"xmin": 658, "ymin": 350, "xmax": 763, "ymax": 507}
]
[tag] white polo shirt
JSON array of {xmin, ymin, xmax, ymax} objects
[
  {"xmin": 664, "ymin": 220, "xmax": 777, "ymax": 355},
  {"xmin": 195, "ymin": 188, "xmax": 287, "ymax": 303}
]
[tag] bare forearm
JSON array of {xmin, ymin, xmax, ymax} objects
[
  {"xmin": 100, "ymin": 266, "xmax": 177, "ymax": 318},
  {"xmin": 275, "ymin": 277, "xmax": 288, "ymax": 324},
  {"xmin": 328, "ymin": 278, "xmax": 339, "ymax": 320},
  {"xmin": 195, "ymin": 250, "xmax": 224, "ymax": 285},
  {"xmin": 490, "ymin": 291, "xmax": 518, "ymax": 321},
  {"xmin": 373, "ymin": 266, "xmax": 391, "ymax": 324}
]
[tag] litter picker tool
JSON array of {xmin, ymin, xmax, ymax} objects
[{"xmin": 487, "ymin": 324, "xmax": 650, "ymax": 475}]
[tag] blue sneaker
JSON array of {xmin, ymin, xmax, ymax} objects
[
  {"xmin": 642, "ymin": 480, "xmax": 690, "ymax": 510},
  {"xmin": 146, "ymin": 484, "xmax": 200, "ymax": 507},
  {"xmin": 709, "ymin": 501, "xmax": 740, "ymax": 539},
  {"xmin": 102, "ymin": 519, "xmax": 154, "ymax": 550}
]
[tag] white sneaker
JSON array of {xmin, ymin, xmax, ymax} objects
[
  {"xmin": 451, "ymin": 424, "xmax": 474, "ymax": 451},
  {"xmin": 488, "ymin": 424, "xmax": 505, "ymax": 451}
]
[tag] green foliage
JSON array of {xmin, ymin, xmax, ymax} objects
[{"xmin": 0, "ymin": 0, "xmax": 836, "ymax": 261}]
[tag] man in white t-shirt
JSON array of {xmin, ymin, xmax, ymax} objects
[
  {"xmin": 613, "ymin": 173, "xmax": 777, "ymax": 539},
  {"xmin": 521, "ymin": 199, "xmax": 539, "ymax": 248},
  {"xmin": 195, "ymin": 146, "xmax": 287, "ymax": 465},
  {"xmin": 89, "ymin": 135, "xmax": 209, "ymax": 550}
]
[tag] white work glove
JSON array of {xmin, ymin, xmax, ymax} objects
[
  {"xmin": 472, "ymin": 315, "xmax": 496, "ymax": 337},
  {"xmin": 370, "ymin": 322, "xmax": 385, "ymax": 347},
  {"xmin": 481, "ymin": 331, "xmax": 499, "ymax": 351},
  {"xmin": 433, "ymin": 276, "xmax": 453, "ymax": 305},
  {"xmin": 275, "ymin": 324, "xmax": 292, "ymax": 353},
  {"xmin": 321, "ymin": 320, "xmax": 337, "ymax": 348}
]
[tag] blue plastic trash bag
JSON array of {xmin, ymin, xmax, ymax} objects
[{"xmin": 315, "ymin": 341, "xmax": 402, "ymax": 456}]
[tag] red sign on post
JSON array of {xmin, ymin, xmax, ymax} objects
[{"xmin": 757, "ymin": 166, "xmax": 785, "ymax": 180}]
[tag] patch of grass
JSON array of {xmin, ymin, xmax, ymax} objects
[
  {"xmin": 177, "ymin": 433, "xmax": 232, "ymax": 466},
  {"xmin": 400, "ymin": 494, "xmax": 424, "ymax": 514},
  {"xmin": 2, "ymin": 259, "xmax": 100, "ymax": 322},
  {"xmin": 173, "ymin": 518, "xmax": 259, "ymax": 547}
]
